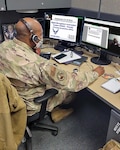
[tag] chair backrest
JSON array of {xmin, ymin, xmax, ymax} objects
[{"xmin": 27, "ymin": 88, "xmax": 58, "ymax": 124}]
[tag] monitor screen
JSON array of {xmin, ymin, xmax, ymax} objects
[
  {"xmin": 2, "ymin": 23, "xmax": 16, "ymax": 41},
  {"xmin": 108, "ymin": 25, "xmax": 120, "ymax": 57},
  {"xmin": 49, "ymin": 14, "xmax": 78, "ymax": 43},
  {"xmin": 48, "ymin": 14, "xmax": 84, "ymax": 49},
  {"xmin": 82, "ymin": 18, "xmax": 109, "ymax": 49},
  {"xmin": 82, "ymin": 17, "xmax": 120, "ymax": 65}
]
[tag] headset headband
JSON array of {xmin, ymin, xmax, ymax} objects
[{"xmin": 20, "ymin": 18, "xmax": 33, "ymax": 33}]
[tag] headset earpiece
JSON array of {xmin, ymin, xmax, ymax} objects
[{"xmin": 31, "ymin": 34, "xmax": 39, "ymax": 43}]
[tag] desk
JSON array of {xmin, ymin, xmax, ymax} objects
[
  {"xmin": 41, "ymin": 47, "xmax": 120, "ymax": 113},
  {"xmin": 42, "ymin": 46, "xmax": 120, "ymax": 142}
]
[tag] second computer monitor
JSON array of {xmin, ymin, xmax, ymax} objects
[
  {"xmin": 82, "ymin": 17, "xmax": 120, "ymax": 65},
  {"xmin": 82, "ymin": 17, "xmax": 109, "ymax": 49}
]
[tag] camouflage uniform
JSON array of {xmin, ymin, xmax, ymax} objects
[{"xmin": 0, "ymin": 38, "xmax": 99, "ymax": 116}]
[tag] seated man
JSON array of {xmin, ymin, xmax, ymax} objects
[{"xmin": 0, "ymin": 17, "xmax": 105, "ymax": 121}]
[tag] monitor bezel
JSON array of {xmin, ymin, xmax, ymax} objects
[
  {"xmin": 82, "ymin": 17, "xmax": 120, "ymax": 58},
  {"xmin": 45, "ymin": 13, "xmax": 84, "ymax": 46}
]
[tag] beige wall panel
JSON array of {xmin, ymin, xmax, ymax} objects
[
  {"xmin": 71, "ymin": 0, "xmax": 100, "ymax": 11},
  {"xmin": 101, "ymin": 0, "xmax": 120, "ymax": 15}
]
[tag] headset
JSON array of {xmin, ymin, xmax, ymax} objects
[{"xmin": 20, "ymin": 18, "xmax": 43, "ymax": 48}]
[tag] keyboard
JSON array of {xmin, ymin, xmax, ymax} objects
[
  {"xmin": 73, "ymin": 49, "xmax": 84, "ymax": 56},
  {"xmin": 54, "ymin": 44, "xmax": 67, "ymax": 51},
  {"xmin": 65, "ymin": 55, "xmax": 88, "ymax": 66},
  {"xmin": 54, "ymin": 44, "xmax": 84, "ymax": 56}
]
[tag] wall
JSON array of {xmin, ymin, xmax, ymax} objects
[
  {"xmin": 71, "ymin": 0, "xmax": 100, "ymax": 12},
  {"xmin": 71, "ymin": 0, "xmax": 120, "ymax": 15},
  {"xmin": 100, "ymin": 0, "xmax": 120, "ymax": 15},
  {"xmin": 70, "ymin": 0, "xmax": 120, "ymax": 22}
]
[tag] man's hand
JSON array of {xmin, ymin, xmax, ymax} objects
[{"xmin": 93, "ymin": 66, "xmax": 105, "ymax": 77}]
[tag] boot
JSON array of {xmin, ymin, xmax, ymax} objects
[{"xmin": 51, "ymin": 107, "xmax": 74, "ymax": 123}]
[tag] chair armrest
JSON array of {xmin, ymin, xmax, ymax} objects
[{"xmin": 34, "ymin": 88, "xmax": 58, "ymax": 104}]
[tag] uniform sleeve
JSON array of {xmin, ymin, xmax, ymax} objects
[{"xmin": 41, "ymin": 63, "xmax": 99, "ymax": 92}]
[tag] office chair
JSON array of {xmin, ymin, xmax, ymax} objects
[{"xmin": 23, "ymin": 88, "xmax": 59, "ymax": 150}]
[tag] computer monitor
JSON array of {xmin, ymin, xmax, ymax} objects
[
  {"xmin": 44, "ymin": 12, "xmax": 53, "ymax": 38},
  {"xmin": 82, "ymin": 17, "xmax": 120, "ymax": 65},
  {"xmin": 48, "ymin": 14, "xmax": 84, "ymax": 50},
  {"xmin": 36, "ymin": 17, "xmax": 45, "ymax": 35}
]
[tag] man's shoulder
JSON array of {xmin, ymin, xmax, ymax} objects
[{"xmin": 1, "ymin": 40, "xmax": 14, "ymax": 47}]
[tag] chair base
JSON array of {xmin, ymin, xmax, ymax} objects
[
  {"xmin": 23, "ymin": 123, "xmax": 58, "ymax": 150},
  {"xmin": 30, "ymin": 122, "xmax": 58, "ymax": 136},
  {"xmin": 21, "ymin": 127, "xmax": 32, "ymax": 150}
]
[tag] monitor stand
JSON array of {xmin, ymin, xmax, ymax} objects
[{"xmin": 91, "ymin": 51, "xmax": 111, "ymax": 65}]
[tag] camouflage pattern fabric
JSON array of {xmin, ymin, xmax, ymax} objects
[{"xmin": 0, "ymin": 38, "xmax": 99, "ymax": 116}]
